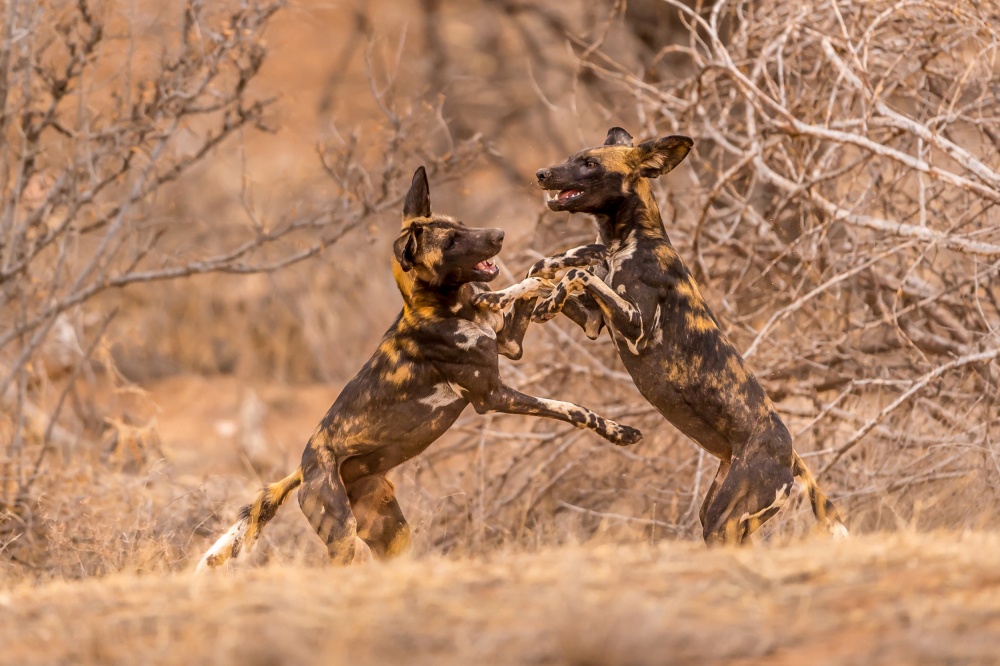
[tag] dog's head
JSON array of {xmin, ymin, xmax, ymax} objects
[
  {"xmin": 535, "ymin": 127, "xmax": 693, "ymax": 214},
  {"xmin": 393, "ymin": 166, "xmax": 503, "ymax": 287}
]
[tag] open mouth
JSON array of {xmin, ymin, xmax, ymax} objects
[
  {"xmin": 475, "ymin": 257, "xmax": 499, "ymax": 277},
  {"xmin": 544, "ymin": 189, "xmax": 585, "ymax": 204}
]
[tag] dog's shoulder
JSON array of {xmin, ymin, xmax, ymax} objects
[
  {"xmin": 398, "ymin": 299, "xmax": 499, "ymax": 363},
  {"xmin": 608, "ymin": 234, "xmax": 687, "ymax": 291}
]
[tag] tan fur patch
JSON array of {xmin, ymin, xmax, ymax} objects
[
  {"xmin": 384, "ymin": 364, "xmax": 412, "ymax": 386},
  {"xmin": 584, "ymin": 146, "xmax": 635, "ymax": 175},
  {"xmin": 685, "ymin": 311, "xmax": 717, "ymax": 333}
]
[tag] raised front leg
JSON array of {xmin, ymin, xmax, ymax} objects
[
  {"xmin": 561, "ymin": 295, "xmax": 605, "ymax": 340},
  {"xmin": 471, "ymin": 277, "xmax": 548, "ymax": 360},
  {"xmin": 527, "ymin": 243, "xmax": 607, "ymax": 279},
  {"xmin": 533, "ymin": 268, "xmax": 647, "ymax": 353},
  {"xmin": 476, "ymin": 275, "xmax": 605, "ymax": 342},
  {"xmin": 495, "ymin": 293, "xmax": 537, "ymax": 360},
  {"xmin": 473, "ymin": 276, "xmax": 548, "ymax": 311},
  {"xmin": 470, "ymin": 384, "xmax": 642, "ymax": 446}
]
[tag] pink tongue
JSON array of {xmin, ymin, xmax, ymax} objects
[
  {"xmin": 558, "ymin": 189, "xmax": 583, "ymax": 200},
  {"xmin": 476, "ymin": 260, "xmax": 492, "ymax": 271}
]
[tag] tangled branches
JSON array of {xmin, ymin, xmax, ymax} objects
[{"xmin": 0, "ymin": 0, "xmax": 481, "ymax": 564}]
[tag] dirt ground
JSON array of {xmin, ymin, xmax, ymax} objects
[{"xmin": 2, "ymin": 531, "xmax": 998, "ymax": 665}]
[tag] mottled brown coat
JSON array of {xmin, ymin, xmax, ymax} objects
[
  {"xmin": 197, "ymin": 167, "xmax": 641, "ymax": 571},
  {"xmin": 525, "ymin": 128, "xmax": 846, "ymax": 544}
]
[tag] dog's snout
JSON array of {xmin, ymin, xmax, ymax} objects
[{"xmin": 536, "ymin": 168, "xmax": 551, "ymax": 183}]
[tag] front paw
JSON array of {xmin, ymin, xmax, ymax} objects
[
  {"xmin": 473, "ymin": 292, "xmax": 507, "ymax": 311},
  {"xmin": 531, "ymin": 297, "xmax": 560, "ymax": 322},
  {"xmin": 527, "ymin": 245, "xmax": 608, "ymax": 279},
  {"xmin": 610, "ymin": 423, "xmax": 643, "ymax": 447},
  {"xmin": 527, "ymin": 257, "xmax": 557, "ymax": 279},
  {"xmin": 574, "ymin": 245, "xmax": 609, "ymax": 266}
]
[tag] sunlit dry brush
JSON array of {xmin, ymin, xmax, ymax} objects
[
  {"xmin": 3, "ymin": 532, "xmax": 1000, "ymax": 665},
  {"xmin": 0, "ymin": 0, "xmax": 484, "ymax": 573},
  {"xmin": 0, "ymin": 0, "xmax": 291, "ymax": 566}
]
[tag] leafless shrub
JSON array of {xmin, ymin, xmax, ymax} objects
[{"xmin": 0, "ymin": 0, "xmax": 481, "ymax": 570}]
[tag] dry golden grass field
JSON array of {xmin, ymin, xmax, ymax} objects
[
  {"xmin": 4, "ymin": 1, "xmax": 1000, "ymax": 663},
  {"xmin": 3, "ymin": 533, "xmax": 1000, "ymax": 665}
]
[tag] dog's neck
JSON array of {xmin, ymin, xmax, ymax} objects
[
  {"xmin": 594, "ymin": 179, "xmax": 668, "ymax": 245},
  {"xmin": 399, "ymin": 276, "xmax": 474, "ymax": 316}
]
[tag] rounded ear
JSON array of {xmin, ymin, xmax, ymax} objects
[
  {"xmin": 393, "ymin": 225, "xmax": 421, "ymax": 272},
  {"xmin": 604, "ymin": 127, "xmax": 634, "ymax": 147},
  {"xmin": 635, "ymin": 136, "xmax": 693, "ymax": 179},
  {"xmin": 402, "ymin": 166, "xmax": 432, "ymax": 220}
]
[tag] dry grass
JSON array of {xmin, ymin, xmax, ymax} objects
[{"xmin": 2, "ymin": 532, "xmax": 998, "ymax": 665}]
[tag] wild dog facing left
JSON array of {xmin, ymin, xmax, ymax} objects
[
  {"xmin": 197, "ymin": 167, "xmax": 642, "ymax": 571},
  {"xmin": 494, "ymin": 128, "xmax": 847, "ymax": 545}
]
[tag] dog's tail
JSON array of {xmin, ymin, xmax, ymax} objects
[
  {"xmin": 792, "ymin": 450, "xmax": 848, "ymax": 538},
  {"xmin": 196, "ymin": 467, "xmax": 304, "ymax": 573}
]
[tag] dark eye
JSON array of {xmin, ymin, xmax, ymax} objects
[
  {"xmin": 585, "ymin": 160, "xmax": 597, "ymax": 169},
  {"xmin": 444, "ymin": 234, "xmax": 457, "ymax": 250}
]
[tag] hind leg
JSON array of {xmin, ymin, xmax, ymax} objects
[
  {"xmin": 298, "ymin": 458, "xmax": 367, "ymax": 565},
  {"xmin": 699, "ymin": 458, "xmax": 731, "ymax": 532},
  {"xmin": 702, "ymin": 453, "xmax": 793, "ymax": 546},
  {"xmin": 347, "ymin": 475, "xmax": 412, "ymax": 560}
]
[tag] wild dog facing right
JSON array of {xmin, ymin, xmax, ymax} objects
[
  {"xmin": 516, "ymin": 127, "xmax": 847, "ymax": 544},
  {"xmin": 196, "ymin": 167, "xmax": 641, "ymax": 572}
]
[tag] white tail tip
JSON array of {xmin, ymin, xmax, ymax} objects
[
  {"xmin": 195, "ymin": 519, "xmax": 247, "ymax": 574},
  {"xmin": 830, "ymin": 522, "xmax": 849, "ymax": 539}
]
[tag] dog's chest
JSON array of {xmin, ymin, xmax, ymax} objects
[
  {"xmin": 454, "ymin": 317, "xmax": 498, "ymax": 350},
  {"xmin": 605, "ymin": 234, "xmax": 639, "ymax": 290}
]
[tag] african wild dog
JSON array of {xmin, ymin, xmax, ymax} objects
[
  {"xmin": 483, "ymin": 127, "xmax": 847, "ymax": 545},
  {"xmin": 196, "ymin": 166, "xmax": 641, "ymax": 571}
]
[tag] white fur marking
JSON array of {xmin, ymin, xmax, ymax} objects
[
  {"xmin": 739, "ymin": 483, "xmax": 791, "ymax": 524},
  {"xmin": 454, "ymin": 320, "xmax": 495, "ymax": 350},
  {"xmin": 352, "ymin": 537, "xmax": 374, "ymax": 565},
  {"xmin": 419, "ymin": 382, "xmax": 463, "ymax": 409},
  {"xmin": 195, "ymin": 518, "xmax": 248, "ymax": 574},
  {"xmin": 606, "ymin": 233, "xmax": 638, "ymax": 281}
]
